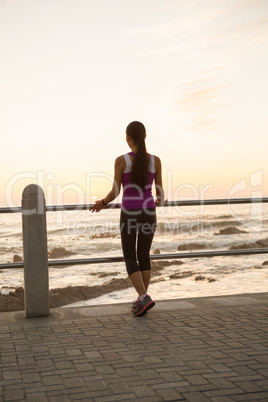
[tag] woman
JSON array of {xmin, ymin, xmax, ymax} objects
[{"xmin": 90, "ymin": 121, "xmax": 164, "ymax": 316}]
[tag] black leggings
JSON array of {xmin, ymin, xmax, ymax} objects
[{"xmin": 120, "ymin": 208, "xmax": 157, "ymax": 277}]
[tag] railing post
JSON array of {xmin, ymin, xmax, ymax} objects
[{"xmin": 22, "ymin": 184, "xmax": 49, "ymax": 318}]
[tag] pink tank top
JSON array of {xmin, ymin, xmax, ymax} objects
[{"xmin": 121, "ymin": 152, "xmax": 156, "ymax": 210}]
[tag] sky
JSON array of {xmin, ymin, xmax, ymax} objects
[{"xmin": 1, "ymin": 0, "xmax": 267, "ymax": 207}]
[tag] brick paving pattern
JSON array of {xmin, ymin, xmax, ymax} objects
[{"xmin": 0, "ymin": 293, "xmax": 268, "ymax": 401}]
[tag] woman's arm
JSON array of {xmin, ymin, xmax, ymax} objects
[
  {"xmin": 90, "ymin": 156, "xmax": 123, "ymax": 212},
  {"xmin": 154, "ymin": 156, "xmax": 165, "ymax": 205}
]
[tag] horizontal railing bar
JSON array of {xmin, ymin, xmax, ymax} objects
[
  {"xmin": 1, "ymin": 197, "xmax": 268, "ymax": 213},
  {"xmin": 1, "ymin": 248, "xmax": 268, "ymax": 269},
  {"xmin": 0, "ymin": 206, "xmax": 22, "ymax": 213},
  {"xmin": 47, "ymin": 197, "xmax": 268, "ymax": 211}
]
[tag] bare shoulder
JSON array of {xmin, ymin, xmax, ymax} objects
[
  {"xmin": 115, "ymin": 155, "xmax": 126, "ymax": 171},
  {"xmin": 115, "ymin": 155, "xmax": 125, "ymax": 163},
  {"xmin": 153, "ymin": 155, "xmax": 162, "ymax": 170}
]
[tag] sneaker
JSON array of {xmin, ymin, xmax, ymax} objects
[
  {"xmin": 132, "ymin": 295, "xmax": 155, "ymax": 317},
  {"xmin": 131, "ymin": 299, "xmax": 138, "ymax": 312},
  {"xmin": 131, "ymin": 299, "xmax": 148, "ymax": 314}
]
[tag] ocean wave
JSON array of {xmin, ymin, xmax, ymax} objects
[
  {"xmin": 206, "ymin": 214, "xmax": 233, "ymax": 221},
  {"xmin": 0, "ymin": 231, "xmax": 22, "ymax": 238},
  {"xmin": 210, "ymin": 220, "xmax": 245, "ymax": 227},
  {"xmin": 176, "ymin": 237, "xmax": 263, "ymax": 251},
  {"xmin": 0, "ymin": 247, "xmax": 22, "ymax": 255},
  {"xmin": 47, "ymin": 228, "xmax": 69, "ymax": 235},
  {"xmin": 90, "ymin": 271, "xmax": 120, "ymax": 278},
  {"xmin": 156, "ymin": 221, "xmax": 214, "ymax": 236},
  {"xmin": 156, "ymin": 220, "xmax": 246, "ymax": 234}
]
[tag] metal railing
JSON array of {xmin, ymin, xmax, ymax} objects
[
  {"xmin": 1, "ymin": 197, "xmax": 268, "ymax": 270},
  {"xmin": 1, "ymin": 197, "xmax": 268, "ymax": 213}
]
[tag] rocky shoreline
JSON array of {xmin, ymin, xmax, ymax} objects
[
  {"xmin": 1, "ymin": 256, "xmax": 267, "ymax": 313},
  {"xmin": 0, "ymin": 260, "xmax": 183, "ymax": 313},
  {"xmin": 0, "ymin": 278, "xmax": 133, "ymax": 313}
]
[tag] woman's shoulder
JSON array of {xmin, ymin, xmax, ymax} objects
[
  {"xmin": 150, "ymin": 154, "xmax": 161, "ymax": 165},
  {"xmin": 150, "ymin": 155, "xmax": 161, "ymax": 173},
  {"xmin": 115, "ymin": 154, "xmax": 125, "ymax": 162},
  {"xmin": 115, "ymin": 155, "xmax": 127, "ymax": 171}
]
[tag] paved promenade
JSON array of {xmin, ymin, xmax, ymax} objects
[{"xmin": 0, "ymin": 292, "xmax": 268, "ymax": 402}]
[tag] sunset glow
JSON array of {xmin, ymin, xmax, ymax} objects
[{"xmin": 1, "ymin": 0, "xmax": 267, "ymax": 207}]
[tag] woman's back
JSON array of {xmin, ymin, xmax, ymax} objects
[{"xmin": 121, "ymin": 152, "xmax": 155, "ymax": 210}]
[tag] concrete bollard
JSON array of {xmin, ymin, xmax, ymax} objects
[{"xmin": 22, "ymin": 184, "xmax": 50, "ymax": 318}]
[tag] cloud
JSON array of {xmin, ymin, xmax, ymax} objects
[
  {"xmin": 178, "ymin": 79, "xmax": 224, "ymax": 135},
  {"xmin": 123, "ymin": 0, "xmax": 268, "ymax": 54},
  {"xmin": 40, "ymin": 0, "xmax": 72, "ymax": 12},
  {"xmin": 219, "ymin": 17, "xmax": 268, "ymax": 45}
]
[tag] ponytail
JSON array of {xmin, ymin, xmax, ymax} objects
[{"xmin": 126, "ymin": 121, "xmax": 149, "ymax": 189}]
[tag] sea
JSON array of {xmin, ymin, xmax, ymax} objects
[{"xmin": 1, "ymin": 203, "xmax": 268, "ymax": 307}]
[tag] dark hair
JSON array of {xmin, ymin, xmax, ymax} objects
[{"xmin": 126, "ymin": 121, "xmax": 149, "ymax": 189}]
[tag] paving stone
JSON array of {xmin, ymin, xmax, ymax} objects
[
  {"xmin": 95, "ymin": 365, "xmax": 115, "ymax": 375},
  {"xmin": 208, "ymin": 363, "xmax": 235, "ymax": 373},
  {"xmin": 137, "ymin": 368, "xmax": 160, "ymax": 380},
  {"xmin": 21, "ymin": 373, "xmax": 42, "ymax": 383},
  {"xmin": 209, "ymin": 377, "xmax": 237, "ymax": 390},
  {"xmin": 61, "ymin": 377, "xmax": 85, "ymax": 389},
  {"xmin": 0, "ymin": 294, "xmax": 267, "ymax": 402},
  {"xmin": 157, "ymin": 387, "xmax": 184, "ymax": 400},
  {"xmin": 233, "ymin": 380, "xmax": 266, "ymax": 393},
  {"xmin": 73, "ymin": 361, "xmax": 93, "ymax": 372},
  {"xmin": 115, "ymin": 367, "xmax": 138, "ymax": 378},
  {"xmin": 84, "ymin": 350, "xmax": 102, "ymax": 359},
  {"xmin": 159, "ymin": 371, "xmax": 184, "ymax": 382},
  {"xmin": 42, "ymin": 375, "xmax": 62, "ymax": 385},
  {"xmin": 17, "ymin": 357, "xmax": 35, "ymax": 366},
  {"xmin": 3, "ymin": 389, "xmax": 24, "ymax": 401},
  {"xmin": 81, "ymin": 379, "xmax": 107, "ymax": 392},
  {"xmin": 107, "ymin": 382, "xmax": 131, "ymax": 394},
  {"xmin": 204, "ymin": 388, "xmax": 245, "ymax": 398},
  {"xmin": 3, "ymin": 371, "xmax": 21, "ymax": 380},
  {"xmin": 232, "ymin": 391, "xmax": 268, "ymax": 401},
  {"xmin": 91, "ymin": 393, "xmax": 135, "ymax": 401},
  {"xmin": 25, "ymin": 392, "xmax": 47, "ymax": 402},
  {"xmin": 121, "ymin": 354, "xmax": 142, "ymax": 363},
  {"xmin": 48, "ymin": 396, "xmax": 72, "ymax": 402},
  {"xmin": 187, "ymin": 360, "xmax": 208, "ymax": 370},
  {"xmin": 232, "ymin": 365, "xmax": 260, "ymax": 376},
  {"xmin": 183, "ymin": 374, "xmax": 209, "ymax": 385},
  {"xmin": 182, "ymin": 391, "xmax": 211, "ymax": 401},
  {"xmin": 36, "ymin": 358, "xmax": 54, "ymax": 368},
  {"xmin": 1, "ymin": 355, "xmax": 17, "ymax": 364},
  {"xmin": 130, "ymin": 384, "xmax": 156, "ymax": 397},
  {"xmin": 143, "ymin": 355, "xmax": 163, "ymax": 364}
]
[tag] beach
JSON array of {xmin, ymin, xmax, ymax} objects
[{"xmin": 1, "ymin": 204, "xmax": 268, "ymax": 312}]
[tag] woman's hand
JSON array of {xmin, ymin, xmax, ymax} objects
[
  {"xmin": 155, "ymin": 198, "xmax": 168, "ymax": 206},
  {"xmin": 90, "ymin": 200, "xmax": 105, "ymax": 213}
]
